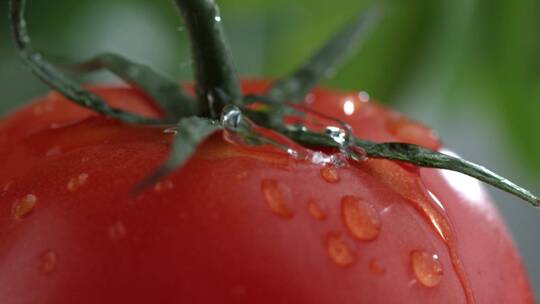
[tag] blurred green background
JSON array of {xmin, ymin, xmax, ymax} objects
[{"xmin": 1, "ymin": 0, "xmax": 539, "ymax": 296}]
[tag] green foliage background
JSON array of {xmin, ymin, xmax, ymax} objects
[{"xmin": 0, "ymin": 0, "xmax": 539, "ymax": 296}]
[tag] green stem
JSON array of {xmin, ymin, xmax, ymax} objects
[
  {"xmin": 280, "ymin": 127, "xmax": 540, "ymax": 207},
  {"xmin": 8, "ymin": 0, "xmax": 158, "ymax": 125},
  {"xmin": 173, "ymin": 0, "xmax": 242, "ymax": 118}
]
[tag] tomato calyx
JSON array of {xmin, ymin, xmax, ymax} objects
[{"xmin": 7, "ymin": 0, "xmax": 540, "ymax": 207}]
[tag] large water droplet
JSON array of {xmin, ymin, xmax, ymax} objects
[
  {"xmin": 67, "ymin": 173, "xmax": 88, "ymax": 192},
  {"xmin": 320, "ymin": 166, "xmax": 340, "ymax": 183},
  {"xmin": 326, "ymin": 233, "xmax": 356, "ymax": 267},
  {"xmin": 411, "ymin": 250, "xmax": 443, "ymax": 287},
  {"xmin": 325, "ymin": 124, "xmax": 354, "ymax": 157},
  {"xmin": 221, "ymin": 105, "xmax": 243, "ymax": 131},
  {"xmin": 40, "ymin": 250, "xmax": 57, "ymax": 274},
  {"xmin": 325, "ymin": 126, "xmax": 347, "ymax": 147},
  {"xmin": 108, "ymin": 221, "xmax": 127, "ymax": 240},
  {"xmin": 341, "ymin": 195, "xmax": 381, "ymax": 241},
  {"xmin": 13, "ymin": 194, "xmax": 37, "ymax": 220},
  {"xmin": 261, "ymin": 179, "xmax": 293, "ymax": 218},
  {"xmin": 308, "ymin": 200, "xmax": 327, "ymax": 221}
]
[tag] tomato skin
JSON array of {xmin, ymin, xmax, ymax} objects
[{"xmin": 0, "ymin": 81, "xmax": 534, "ymax": 303}]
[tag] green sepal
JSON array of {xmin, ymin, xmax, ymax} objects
[
  {"xmin": 356, "ymin": 141, "xmax": 540, "ymax": 207},
  {"xmin": 267, "ymin": 5, "xmax": 382, "ymax": 104},
  {"xmin": 8, "ymin": 0, "xmax": 158, "ymax": 125},
  {"xmin": 59, "ymin": 53, "xmax": 200, "ymax": 121},
  {"xmin": 134, "ymin": 116, "xmax": 222, "ymax": 194},
  {"xmin": 282, "ymin": 128, "xmax": 540, "ymax": 207}
]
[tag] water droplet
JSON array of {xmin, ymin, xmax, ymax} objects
[
  {"xmin": 163, "ymin": 127, "xmax": 178, "ymax": 135},
  {"xmin": 108, "ymin": 221, "xmax": 127, "ymax": 240},
  {"xmin": 310, "ymin": 151, "xmax": 331, "ymax": 165},
  {"xmin": 325, "ymin": 125, "xmax": 354, "ymax": 156},
  {"xmin": 67, "ymin": 173, "xmax": 89, "ymax": 192},
  {"xmin": 214, "ymin": 15, "xmax": 222, "ymax": 22},
  {"xmin": 221, "ymin": 105, "xmax": 243, "ymax": 130},
  {"xmin": 361, "ymin": 160, "xmax": 473, "ymax": 303},
  {"xmin": 154, "ymin": 180, "xmax": 174, "ymax": 192},
  {"xmin": 309, "ymin": 151, "xmax": 347, "ymax": 167},
  {"xmin": 307, "ymin": 200, "xmax": 327, "ymax": 221},
  {"xmin": 326, "ymin": 233, "xmax": 356, "ymax": 267},
  {"xmin": 320, "ymin": 166, "xmax": 340, "ymax": 183},
  {"xmin": 411, "ymin": 250, "xmax": 443, "ymax": 287},
  {"xmin": 261, "ymin": 179, "xmax": 293, "ymax": 218},
  {"xmin": 358, "ymin": 91, "xmax": 370, "ymax": 102},
  {"xmin": 325, "ymin": 126, "xmax": 347, "ymax": 146},
  {"xmin": 286, "ymin": 148, "xmax": 301, "ymax": 159},
  {"xmin": 13, "ymin": 194, "xmax": 37, "ymax": 220},
  {"xmin": 341, "ymin": 195, "xmax": 381, "ymax": 241},
  {"xmin": 40, "ymin": 250, "xmax": 57, "ymax": 274},
  {"xmin": 368, "ymin": 258, "xmax": 386, "ymax": 275}
]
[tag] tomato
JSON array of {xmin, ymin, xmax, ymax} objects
[{"xmin": 0, "ymin": 80, "xmax": 534, "ymax": 303}]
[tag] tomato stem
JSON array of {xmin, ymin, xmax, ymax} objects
[{"xmin": 173, "ymin": 0, "xmax": 242, "ymax": 118}]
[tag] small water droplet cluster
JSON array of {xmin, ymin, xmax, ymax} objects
[{"xmin": 254, "ymin": 163, "xmax": 454, "ymax": 291}]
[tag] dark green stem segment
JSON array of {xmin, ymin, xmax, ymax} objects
[
  {"xmin": 8, "ymin": 0, "xmax": 158, "ymax": 125},
  {"xmin": 173, "ymin": 0, "xmax": 242, "ymax": 118}
]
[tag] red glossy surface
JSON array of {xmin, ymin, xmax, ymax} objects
[{"xmin": 0, "ymin": 81, "xmax": 533, "ymax": 303}]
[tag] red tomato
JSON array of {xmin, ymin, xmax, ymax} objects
[{"xmin": 0, "ymin": 80, "xmax": 534, "ymax": 303}]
